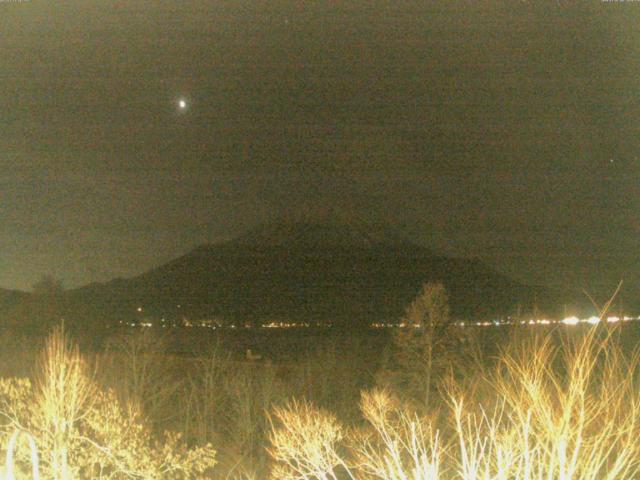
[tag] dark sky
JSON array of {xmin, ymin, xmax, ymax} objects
[{"xmin": 1, "ymin": 0, "xmax": 638, "ymax": 295}]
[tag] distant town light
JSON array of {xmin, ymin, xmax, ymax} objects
[{"xmin": 562, "ymin": 316, "xmax": 580, "ymax": 326}]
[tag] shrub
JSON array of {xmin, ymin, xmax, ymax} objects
[
  {"xmin": 0, "ymin": 327, "xmax": 216, "ymax": 479},
  {"xmin": 351, "ymin": 389, "xmax": 440, "ymax": 480},
  {"xmin": 268, "ymin": 399, "xmax": 351, "ymax": 480}
]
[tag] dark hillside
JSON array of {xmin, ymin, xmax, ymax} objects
[{"xmin": 60, "ymin": 222, "xmax": 569, "ymax": 327}]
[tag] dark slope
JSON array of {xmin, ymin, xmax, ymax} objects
[
  {"xmin": 0, "ymin": 288, "xmax": 30, "ymax": 312},
  {"xmin": 63, "ymin": 222, "xmax": 567, "ymax": 326}
]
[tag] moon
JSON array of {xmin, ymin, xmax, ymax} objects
[{"xmin": 177, "ymin": 98, "xmax": 188, "ymax": 111}]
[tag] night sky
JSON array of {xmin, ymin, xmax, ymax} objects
[{"xmin": 1, "ymin": 1, "xmax": 638, "ymax": 296}]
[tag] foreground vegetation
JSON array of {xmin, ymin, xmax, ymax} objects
[{"xmin": 0, "ymin": 284, "xmax": 637, "ymax": 479}]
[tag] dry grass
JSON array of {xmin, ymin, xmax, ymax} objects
[
  {"xmin": 459, "ymin": 326, "xmax": 640, "ymax": 480},
  {"xmin": 268, "ymin": 325, "xmax": 640, "ymax": 480},
  {"xmin": 0, "ymin": 321, "xmax": 637, "ymax": 479}
]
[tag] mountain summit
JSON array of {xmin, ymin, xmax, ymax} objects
[{"xmin": 231, "ymin": 220, "xmax": 419, "ymax": 250}]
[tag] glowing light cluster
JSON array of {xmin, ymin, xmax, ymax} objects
[
  {"xmin": 562, "ymin": 316, "xmax": 580, "ymax": 326},
  {"xmin": 262, "ymin": 321, "xmax": 309, "ymax": 328}
]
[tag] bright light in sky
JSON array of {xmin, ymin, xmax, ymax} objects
[{"xmin": 178, "ymin": 98, "xmax": 187, "ymax": 110}]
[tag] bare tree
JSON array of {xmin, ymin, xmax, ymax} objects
[{"xmin": 382, "ymin": 282, "xmax": 463, "ymax": 409}]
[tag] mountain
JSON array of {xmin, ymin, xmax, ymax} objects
[
  {"xmin": 56, "ymin": 221, "xmax": 569, "ymax": 328},
  {"xmin": 0, "ymin": 288, "xmax": 30, "ymax": 312},
  {"xmin": 233, "ymin": 221, "xmax": 417, "ymax": 249}
]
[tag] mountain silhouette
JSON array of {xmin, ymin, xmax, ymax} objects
[{"xmin": 40, "ymin": 221, "xmax": 567, "ymax": 329}]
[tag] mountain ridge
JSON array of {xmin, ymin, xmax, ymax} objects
[{"xmin": 0, "ymin": 221, "xmax": 574, "ymax": 330}]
